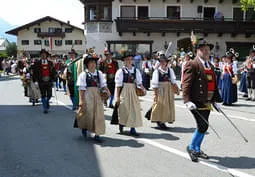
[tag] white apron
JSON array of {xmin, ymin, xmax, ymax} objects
[
  {"xmin": 151, "ymin": 82, "xmax": 175, "ymax": 123},
  {"xmin": 77, "ymin": 87, "xmax": 105, "ymax": 135},
  {"xmin": 118, "ymin": 83, "xmax": 143, "ymax": 127}
]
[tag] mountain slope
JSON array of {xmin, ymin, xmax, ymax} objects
[{"xmin": 0, "ymin": 18, "xmax": 17, "ymax": 43}]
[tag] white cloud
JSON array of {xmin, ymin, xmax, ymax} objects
[{"xmin": 0, "ymin": 0, "xmax": 84, "ymax": 28}]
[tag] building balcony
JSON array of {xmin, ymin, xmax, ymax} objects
[
  {"xmin": 37, "ymin": 32, "xmax": 65, "ymax": 38},
  {"xmin": 115, "ymin": 17, "xmax": 255, "ymax": 36}
]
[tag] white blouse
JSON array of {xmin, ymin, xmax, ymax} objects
[
  {"xmin": 115, "ymin": 66, "xmax": 143, "ymax": 87},
  {"xmin": 142, "ymin": 61, "xmax": 152, "ymax": 70},
  {"xmin": 223, "ymin": 63, "xmax": 238, "ymax": 75},
  {"xmin": 151, "ymin": 66, "xmax": 177, "ymax": 88},
  {"xmin": 77, "ymin": 70, "xmax": 107, "ymax": 90}
]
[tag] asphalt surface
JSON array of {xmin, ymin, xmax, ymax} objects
[{"xmin": 0, "ymin": 76, "xmax": 255, "ymax": 177}]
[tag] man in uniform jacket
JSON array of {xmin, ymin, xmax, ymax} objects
[
  {"xmin": 99, "ymin": 51, "xmax": 119, "ymax": 108},
  {"xmin": 182, "ymin": 38, "xmax": 222, "ymax": 162},
  {"xmin": 32, "ymin": 49, "xmax": 56, "ymax": 113}
]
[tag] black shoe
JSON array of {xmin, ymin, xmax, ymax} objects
[
  {"xmin": 186, "ymin": 146, "xmax": 198, "ymax": 162},
  {"xmin": 43, "ymin": 110, "xmax": 48, "ymax": 114},
  {"xmin": 47, "ymin": 102, "xmax": 50, "ymax": 109},
  {"xmin": 94, "ymin": 135, "xmax": 103, "ymax": 143},
  {"xmin": 32, "ymin": 100, "xmax": 35, "ymax": 106},
  {"xmin": 109, "ymin": 104, "xmax": 114, "ymax": 109},
  {"xmin": 119, "ymin": 124, "xmax": 124, "ymax": 134},
  {"xmin": 157, "ymin": 122, "xmax": 163, "ymax": 128},
  {"xmin": 129, "ymin": 128, "xmax": 139, "ymax": 137},
  {"xmin": 160, "ymin": 123, "xmax": 168, "ymax": 130},
  {"xmin": 81, "ymin": 129, "xmax": 87, "ymax": 138},
  {"xmin": 197, "ymin": 151, "xmax": 209, "ymax": 159},
  {"xmin": 246, "ymin": 98, "xmax": 251, "ymax": 101}
]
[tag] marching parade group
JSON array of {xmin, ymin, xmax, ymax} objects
[{"xmin": 12, "ymin": 38, "xmax": 255, "ymax": 162}]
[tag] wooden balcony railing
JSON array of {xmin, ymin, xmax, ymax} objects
[{"xmin": 115, "ymin": 17, "xmax": 255, "ymax": 34}]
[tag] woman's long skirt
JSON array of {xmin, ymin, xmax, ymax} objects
[
  {"xmin": 239, "ymin": 72, "xmax": 248, "ymax": 94},
  {"xmin": 151, "ymin": 82, "xmax": 175, "ymax": 123},
  {"xmin": 221, "ymin": 73, "xmax": 237, "ymax": 104},
  {"xmin": 118, "ymin": 83, "xmax": 142, "ymax": 128},
  {"xmin": 142, "ymin": 72, "xmax": 151, "ymax": 89},
  {"xmin": 77, "ymin": 87, "xmax": 105, "ymax": 135}
]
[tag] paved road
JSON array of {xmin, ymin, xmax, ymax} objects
[{"xmin": 0, "ymin": 77, "xmax": 255, "ymax": 177}]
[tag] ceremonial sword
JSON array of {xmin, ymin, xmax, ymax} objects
[
  {"xmin": 193, "ymin": 109, "xmax": 221, "ymax": 140},
  {"xmin": 213, "ymin": 105, "xmax": 248, "ymax": 143}
]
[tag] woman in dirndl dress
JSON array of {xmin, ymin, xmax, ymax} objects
[
  {"xmin": 150, "ymin": 55, "xmax": 179, "ymax": 129},
  {"xmin": 76, "ymin": 54, "xmax": 110, "ymax": 142},
  {"xmin": 221, "ymin": 53, "xmax": 238, "ymax": 105},
  {"xmin": 115, "ymin": 53, "xmax": 144, "ymax": 136},
  {"xmin": 142, "ymin": 55, "xmax": 152, "ymax": 90},
  {"xmin": 239, "ymin": 58, "xmax": 249, "ymax": 97}
]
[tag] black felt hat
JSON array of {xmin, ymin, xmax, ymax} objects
[
  {"xmin": 40, "ymin": 49, "xmax": 50, "ymax": 56},
  {"xmin": 84, "ymin": 54, "xmax": 99, "ymax": 66},
  {"xmin": 197, "ymin": 38, "xmax": 214, "ymax": 50}
]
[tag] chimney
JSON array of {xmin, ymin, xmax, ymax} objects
[{"xmin": 67, "ymin": 21, "xmax": 70, "ymax": 24}]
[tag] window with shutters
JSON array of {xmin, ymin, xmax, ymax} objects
[
  {"xmin": 75, "ymin": 40, "xmax": 82, "ymax": 45},
  {"xmin": 65, "ymin": 40, "xmax": 73, "ymax": 45}
]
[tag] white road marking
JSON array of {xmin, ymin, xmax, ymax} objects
[
  {"xmin": 57, "ymin": 98, "xmax": 255, "ymax": 177},
  {"xmin": 56, "ymin": 100, "xmax": 73, "ymax": 110},
  {"xmin": 140, "ymin": 98, "xmax": 255, "ymax": 122},
  {"xmin": 139, "ymin": 138, "xmax": 255, "ymax": 177}
]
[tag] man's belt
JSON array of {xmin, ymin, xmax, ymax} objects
[
  {"xmin": 107, "ymin": 74, "xmax": 115, "ymax": 79},
  {"xmin": 42, "ymin": 76, "xmax": 50, "ymax": 82}
]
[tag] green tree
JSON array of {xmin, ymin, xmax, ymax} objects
[
  {"xmin": 0, "ymin": 51, "xmax": 7, "ymax": 59},
  {"xmin": 6, "ymin": 42, "xmax": 17, "ymax": 57},
  {"xmin": 241, "ymin": 0, "xmax": 255, "ymax": 11}
]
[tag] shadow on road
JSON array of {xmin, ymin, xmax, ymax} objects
[
  {"xmin": 98, "ymin": 137, "xmax": 144, "ymax": 148},
  {"xmin": 0, "ymin": 75, "xmax": 20, "ymax": 81},
  {"xmin": 0, "ymin": 105, "xmax": 103, "ymax": 177},
  {"xmin": 209, "ymin": 156, "xmax": 255, "ymax": 169}
]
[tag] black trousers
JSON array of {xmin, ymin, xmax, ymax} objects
[
  {"xmin": 107, "ymin": 80, "xmax": 115, "ymax": 95},
  {"xmin": 191, "ymin": 109, "xmax": 210, "ymax": 133},
  {"xmin": 67, "ymin": 79, "xmax": 75, "ymax": 97},
  {"xmin": 247, "ymin": 74, "xmax": 255, "ymax": 89},
  {"xmin": 39, "ymin": 82, "xmax": 52, "ymax": 98}
]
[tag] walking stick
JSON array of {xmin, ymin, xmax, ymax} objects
[
  {"xmin": 193, "ymin": 109, "xmax": 221, "ymax": 140},
  {"xmin": 217, "ymin": 108, "xmax": 248, "ymax": 143}
]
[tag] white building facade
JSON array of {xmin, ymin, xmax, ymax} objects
[
  {"xmin": 80, "ymin": 0, "xmax": 255, "ymax": 60},
  {"xmin": 6, "ymin": 16, "xmax": 86, "ymax": 58},
  {"xmin": 0, "ymin": 38, "xmax": 10, "ymax": 52}
]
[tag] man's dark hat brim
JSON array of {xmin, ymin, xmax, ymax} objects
[
  {"xmin": 197, "ymin": 38, "xmax": 214, "ymax": 50},
  {"xmin": 40, "ymin": 49, "xmax": 49, "ymax": 56},
  {"xmin": 159, "ymin": 55, "xmax": 170, "ymax": 61},
  {"xmin": 84, "ymin": 55, "xmax": 99, "ymax": 65},
  {"xmin": 68, "ymin": 49, "xmax": 77, "ymax": 55},
  {"xmin": 121, "ymin": 54, "xmax": 134, "ymax": 61}
]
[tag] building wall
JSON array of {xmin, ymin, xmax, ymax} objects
[
  {"xmin": 84, "ymin": 0, "xmax": 254, "ymax": 57},
  {"xmin": 17, "ymin": 20, "xmax": 86, "ymax": 56},
  {"xmin": 0, "ymin": 39, "xmax": 10, "ymax": 51}
]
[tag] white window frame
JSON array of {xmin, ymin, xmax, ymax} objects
[
  {"xmin": 165, "ymin": 4, "xmax": 182, "ymax": 19},
  {"xmin": 232, "ymin": 6, "xmax": 250, "ymax": 21},
  {"xmin": 119, "ymin": 3, "xmax": 151, "ymax": 18}
]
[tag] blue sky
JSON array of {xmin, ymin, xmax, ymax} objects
[{"xmin": 0, "ymin": 0, "xmax": 84, "ymax": 28}]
